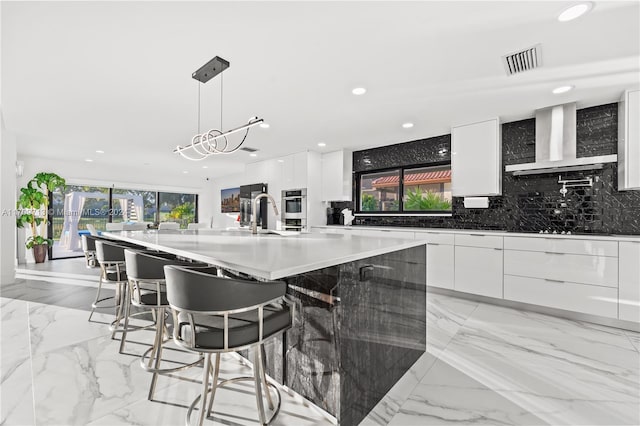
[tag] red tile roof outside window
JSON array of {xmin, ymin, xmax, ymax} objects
[{"xmin": 372, "ymin": 170, "xmax": 451, "ymax": 188}]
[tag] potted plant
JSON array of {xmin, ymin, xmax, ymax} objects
[{"xmin": 16, "ymin": 172, "xmax": 66, "ymax": 263}]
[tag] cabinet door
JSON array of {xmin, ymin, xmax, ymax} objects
[
  {"xmin": 427, "ymin": 243, "xmax": 454, "ymax": 290},
  {"xmin": 451, "ymin": 118, "xmax": 501, "ymax": 196},
  {"xmin": 619, "ymin": 241, "xmax": 640, "ymax": 322},
  {"xmin": 454, "ymin": 246, "xmax": 503, "ymax": 298}
]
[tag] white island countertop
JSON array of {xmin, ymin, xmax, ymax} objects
[{"xmin": 103, "ymin": 229, "xmax": 423, "ymax": 280}]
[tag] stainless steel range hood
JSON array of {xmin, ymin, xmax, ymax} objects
[{"xmin": 505, "ymin": 103, "xmax": 617, "ymax": 175}]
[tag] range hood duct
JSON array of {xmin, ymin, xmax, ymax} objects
[{"xmin": 505, "ymin": 103, "xmax": 617, "ymax": 175}]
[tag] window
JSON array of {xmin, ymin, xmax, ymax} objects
[
  {"xmin": 50, "ymin": 185, "xmax": 110, "ymax": 259},
  {"xmin": 159, "ymin": 192, "xmax": 197, "ymax": 229},
  {"xmin": 403, "ymin": 165, "xmax": 452, "ymax": 211},
  {"xmin": 360, "ymin": 170, "xmax": 400, "ymax": 212},
  {"xmin": 112, "ymin": 189, "xmax": 156, "ymax": 224},
  {"xmin": 357, "ymin": 164, "xmax": 452, "ymax": 214}
]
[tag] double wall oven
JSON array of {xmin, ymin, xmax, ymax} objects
[{"xmin": 281, "ymin": 188, "xmax": 307, "ymax": 231}]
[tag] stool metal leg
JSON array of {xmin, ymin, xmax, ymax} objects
[
  {"xmin": 110, "ymin": 282, "xmax": 125, "ymax": 339},
  {"xmin": 118, "ymin": 283, "xmax": 131, "ymax": 353},
  {"xmin": 88, "ymin": 268, "xmax": 106, "ymax": 321},
  {"xmin": 253, "ymin": 349, "xmax": 267, "ymax": 425},
  {"xmin": 198, "ymin": 353, "xmax": 211, "ymax": 426},
  {"xmin": 259, "ymin": 345, "xmax": 274, "ymax": 411},
  {"xmin": 148, "ymin": 306, "xmax": 165, "ymax": 400},
  {"xmin": 206, "ymin": 353, "xmax": 221, "ymax": 417}
]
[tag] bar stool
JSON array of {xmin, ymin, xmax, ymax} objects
[
  {"xmin": 123, "ymin": 249, "xmax": 206, "ymax": 399},
  {"xmin": 91, "ymin": 240, "xmax": 129, "ymax": 323},
  {"xmin": 164, "ymin": 265, "xmax": 293, "ymax": 426}
]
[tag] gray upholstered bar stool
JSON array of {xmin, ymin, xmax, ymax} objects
[
  {"xmin": 91, "ymin": 239, "xmax": 145, "ymax": 326},
  {"xmin": 164, "ymin": 265, "xmax": 293, "ymax": 426},
  {"xmin": 91, "ymin": 239, "xmax": 129, "ymax": 322},
  {"xmin": 123, "ymin": 249, "xmax": 206, "ymax": 399}
]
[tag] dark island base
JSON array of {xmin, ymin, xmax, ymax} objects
[{"xmin": 256, "ymin": 245, "xmax": 426, "ymax": 426}]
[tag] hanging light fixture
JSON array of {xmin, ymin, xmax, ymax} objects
[{"xmin": 174, "ymin": 56, "xmax": 264, "ymax": 160}]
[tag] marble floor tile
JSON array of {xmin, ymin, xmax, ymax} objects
[
  {"xmin": 89, "ymin": 353, "xmax": 334, "ymax": 426},
  {"xmin": 625, "ymin": 330, "xmax": 640, "ymax": 353},
  {"xmin": 30, "ymin": 332, "xmax": 183, "ymax": 425},
  {"xmin": 1, "ymin": 298, "xmax": 35, "ymax": 425},
  {"xmin": 388, "ymin": 359, "xmax": 547, "ymax": 425},
  {"xmin": 28, "ymin": 302, "xmax": 115, "ymax": 356},
  {"xmin": 440, "ymin": 304, "xmax": 640, "ymax": 425},
  {"xmin": 426, "ymin": 293, "xmax": 479, "ymax": 357}
]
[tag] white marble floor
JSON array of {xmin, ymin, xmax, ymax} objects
[{"xmin": 2, "ymin": 259, "xmax": 639, "ymax": 425}]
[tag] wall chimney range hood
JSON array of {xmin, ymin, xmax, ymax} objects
[{"xmin": 505, "ymin": 103, "xmax": 617, "ymax": 176}]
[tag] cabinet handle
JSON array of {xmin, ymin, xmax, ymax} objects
[
  {"xmin": 380, "ymin": 230, "xmax": 391, "ymax": 232},
  {"xmin": 494, "ymin": 248, "xmax": 503, "ymax": 251},
  {"xmin": 428, "ymin": 243, "xmax": 440, "ymax": 246},
  {"xmin": 469, "ymin": 234, "xmax": 485, "ymax": 237},
  {"xmin": 544, "ymin": 278, "xmax": 565, "ymax": 283},
  {"xmin": 544, "ymin": 251, "xmax": 564, "ymax": 255}
]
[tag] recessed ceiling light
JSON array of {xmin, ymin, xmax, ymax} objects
[
  {"xmin": 317, "ymin": 142, "xmax": 326, "ymax": 147},
  {"xmin": 183, "ymin": 171, "xmax": 188, "ymax": 174},
  {"xmin": 260, "ymin": 123, "xmax": 270, "ymax": 129},
  {"xmin": 249, "ymin": 153, "xmax": 257, "ymax": 157},
  {"xmin": 352, "ymin": 87, "xmax": 367, "ymax": 95},
  {"xmin": 402, "ymin": 122, "xmax": 414, "ymax": 129},
  {"xmin": 558, "ymin": 2, "xmax": 593, "ymax": 22},
  {"xmin": 277, "ymin": 159, "xmax": 284, "ymax": 163},
  {"xmin": 552, "ymin": 85, "xmax": 574, "ymax": 94},
  {"xmin": 85, "ymin": 159, "xmax": 93, "ymax": 162},
  {"xmin": 95, "ymin": 150, "xmax": 104, "ymax": 154},
  {"xmin": 202, "ymin": 165, "xmax": 208, "ymax": 169}
]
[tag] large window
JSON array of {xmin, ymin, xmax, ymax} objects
[
  {"xmin": 112, "ymin": 189, "xmax": 156, "ymax": 224},
  {"xmin": 159, "ymin": 192, "xmax": 197, "ymax": 229},
  {"xmin": 360, "ymin": 170, "xmax": 400, "ymax": 212},
  {"xmin": 403, "ymin": 165, "xmax": 452, "ymax": 211},
  {"xmin": 358, "ymin": 164, "xmax": 451, "ymax": 214}
]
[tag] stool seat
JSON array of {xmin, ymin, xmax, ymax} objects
[
  {"xmin": 137, "ymin": 291, "xmax": 169, "ymax": 306},
  {"xmin": 178, "ymin": 306, "xmax": 291, "ymax": 350},
  {"xmin": 105, "ymin": 270, "xmax": 128, "ymax": 282}
]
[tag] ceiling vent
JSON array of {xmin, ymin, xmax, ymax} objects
[
  {"xmin": 240, "ymin": 147, "xmax": 258, "ymax": 152},
  {"xmin": 502, "ymin": 44, "xmax": 542, "ymax": 75}
]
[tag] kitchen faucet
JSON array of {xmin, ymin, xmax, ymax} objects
[{"xmin": 251, "ymin": 193, "xmax": 279, "ymax": 234}]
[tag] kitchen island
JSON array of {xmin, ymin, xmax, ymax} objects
[{"xmin": 104, "ymin": 229, "xmax": 427, "ymax": 426}]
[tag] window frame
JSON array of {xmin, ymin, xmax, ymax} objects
[{"xmin": 355, "ymin": 161, "xmax": 452, "ymax": 215}]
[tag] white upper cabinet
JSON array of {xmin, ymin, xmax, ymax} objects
[
  {"xmin": 321, "ymin": 150, "xmax": 352, "ymax": 201},
  {"xmin": 618, "ymin": 89, "xmax": 640, "ymax": 190},
  {"xmin": 451, "ymin": 118, "xmax": 502, "ymax": 196}
]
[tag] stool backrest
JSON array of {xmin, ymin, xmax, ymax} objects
[
  {"xmin": 82, "ymin": 234, "xmax": 97, "ymax": 252},
  {"xmin": 158, "ymin": 222, "xmax": 180, "ymax": 230},
  {"xmin": 95, "ymin": 240, "xmax": 129, "ymax": 264},
  {"xmin": 164, "ymin": 265, "xmax": 286, "ymax": 313},
  {"xmin": 125, "ymin": 249, "xmax": 196, "ymax": 281},
  {"xmin": 85, "ymin": 224, "xmax": 99, "ymax": 236}
]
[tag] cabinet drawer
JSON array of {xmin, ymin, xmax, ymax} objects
[
  {"xmin": 455, "ymin": 233, "xmax": 503, "ymax": 249},
  {"xmin": 504, "ymin": 236, "xmax": 617, "ymax": 257},
  {"xmin": 504, "ymin": 275, "xmax": 618, "ymax": 319},
  {"xmin": 414, "ymin": 231, "xmax": 455, "ymax": 245},
  {"xmin": 359, "ymin": 229, "xmax": 414, "ymax": 239},
  {"xmin": 454, "ymin": 246, "xmax": 503, "ymax": 298},
  {"xmin": 504, "ymin": 250, "xmax": 618, "ymax": 288}
]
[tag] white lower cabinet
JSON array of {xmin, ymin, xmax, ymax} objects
[
  {"xmin": 358, "ymin": 229, "xmax": 414, "ymax": 239},
  {"xmin": 619, "ymin": 241, "xmax": 640, "ymax": 322},
  {"xmin": 427, "ymin": 243, "xmax": 455, "ymax": 290},
  {"xmin": 454, "ymin": 246, "xmax": 503, "ymax": 298},
  {"xmin": 504, "ymin": 275, "xmax": 618, "ymax": 319}
]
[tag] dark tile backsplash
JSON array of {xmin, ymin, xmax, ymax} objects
[{"xmin": 352, "ymin": 102, "xmax": 640, "ymax": 235}]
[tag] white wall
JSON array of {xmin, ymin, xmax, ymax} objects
[{"xmin": 1, "ymin": 112, "xmax": 18, "ymax": 283}]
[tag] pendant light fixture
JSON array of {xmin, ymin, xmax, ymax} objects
[{"xmin": 174, "ymin": 56, "xmax": 264, "ymax": 160}]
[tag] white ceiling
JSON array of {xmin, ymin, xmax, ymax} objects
[{"xmin": 2, "ymin": 1, "xmax": 639, "ymax": 182}]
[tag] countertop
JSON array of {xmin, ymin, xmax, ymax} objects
[
  {"xmin": 103, "ymin": 229, "xmax": 425, "ymax": 280},
  {"xmin": 311, "ymin": 225, "xmax": 640, "ymax": 242}
]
